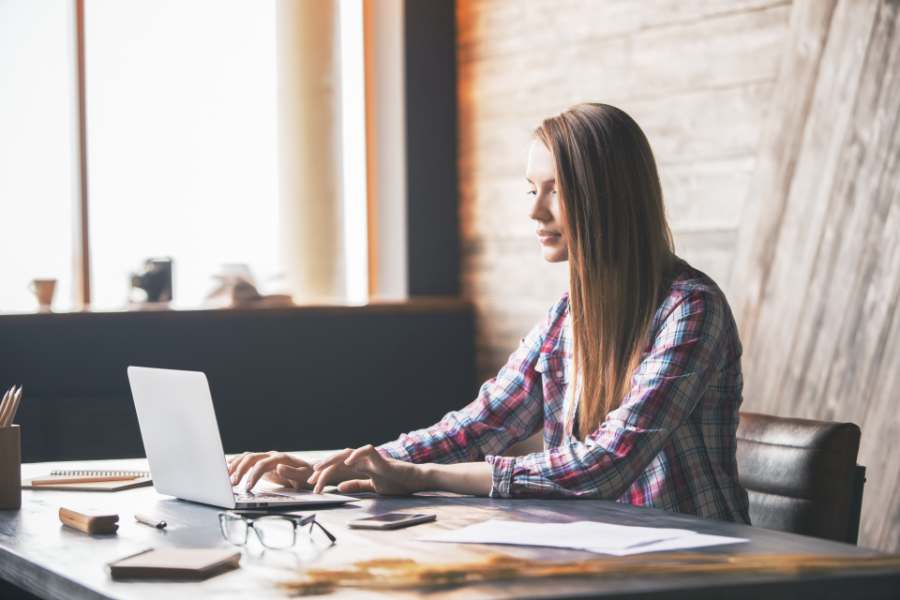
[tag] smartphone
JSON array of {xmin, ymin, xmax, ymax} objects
[{"xmin": 348, "ymin": 512, "xmax": 436, "ymax": 530}]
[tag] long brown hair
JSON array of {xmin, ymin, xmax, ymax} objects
[{"xmin": 535, "ymin": 103, "xmax": 674, "ymax": 440}]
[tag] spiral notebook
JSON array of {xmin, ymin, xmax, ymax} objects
[{"xmin": 22, "ymin": 469, "xmax": 152, "ymax": 492}]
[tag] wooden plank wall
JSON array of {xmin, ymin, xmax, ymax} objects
[
  {"xmin": 731, "ymin": 0, "xmax": 900, "ymax": 553},
  {"xmin": 458, "ymin": 0, "xmax": 900, "ymax": 552},
  {"xmin": 457, "ymin": 0, "xmax": 791, "ymax": 378}
]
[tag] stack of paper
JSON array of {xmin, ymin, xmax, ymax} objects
[{"xmin": 420, "ymin": 520, "xmax": 747, "ymax": 556}]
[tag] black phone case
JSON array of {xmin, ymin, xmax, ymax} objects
[{"xmin": 348, "ymin": 513, "xmax": 436, "ymax": 530}]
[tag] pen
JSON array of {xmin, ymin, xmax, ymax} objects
[{"xmin": 134, "ymin": 513, "xmax": 167, "ymax": 529}]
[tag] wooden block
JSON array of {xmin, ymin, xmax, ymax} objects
[{"xmin": 59, "ymin": 507, "xmax": 119, "ymax": 535}]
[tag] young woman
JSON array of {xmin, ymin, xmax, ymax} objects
[{"xmin": 229, "ymin": 103, "xmax": 751, "ymax": 524}]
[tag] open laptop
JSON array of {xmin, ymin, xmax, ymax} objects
[{"xmin": 127, "ymin": 366, "xmax": 358, "ymax": 509}]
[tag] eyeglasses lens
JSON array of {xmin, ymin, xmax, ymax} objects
[
  {"xmin": 220, "ymin": 513, "xmax": 249, "ymax": 545},
  {"xmin": 253, "ymin": 516, "xmax": 296, "ymax": 549}
]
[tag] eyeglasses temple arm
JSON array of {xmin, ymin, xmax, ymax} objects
[{"xmin": 312, "ymin": 519, "xmax": 337, "ymax": 543}]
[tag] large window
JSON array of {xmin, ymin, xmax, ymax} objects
[
  {"xmin": 86, "ymin": 0, "xmax": 280, "ymax": 309},
  {"xmin": 1, "ymin": 0, "xmax": 372, "ymax": 312},
  {"xmin": 0, "ymin": 0, "xmax": 78, "ymax": 312}
]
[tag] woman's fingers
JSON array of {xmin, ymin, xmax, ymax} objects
[
  {"xmin": 229, "ymin": 446, "xmax": 411, "ymax": 495},
  {"xmin": 312, "ymin": 448, "xmax": 353, "ymax": 472},
  {"xmin": 226, "ymin": 452, "xmax": 248, "ymax": 475},
  {"xmin": 312, "ymin": 465, "xmax": 331, "ymax": 493},
  {"xmin": 276, "ymin": 464, "xmax": 312, "ymax": 479},
  {"xmin": 229, "ymin": 451, "xmax": 314, "ymax": 487},
  {"xmin": 244, "ymin": 455, "xmax": 278, "ymax": 490},
  {"xmin": 228, "ymin": 452, "xmax": 259, "ymax": 477},
  {"xmin": 279, "ymin": 454, "xmax": 314, "ymax": 469},
  {"xmin": 262, "ymin": 470, "xmax": 290, "ymax": 487},
  {"xmin": 245, "ymin": 452, "xmax": 302, "ymax": 490},
  {"xmin": 337, "ymin": 478, "xmax": 376, "ymax": 493},
  {"xmin": 344, "ymin": 444, "xmax": 375, "ymax": 467},
  {"xmin": 344, "ymin": 445, "xmax": 388, "ymax": 476},
  {"xmin": 275, "ymin": 464, "xmax": 313, "ymax": 490},
  {"xmin": 230, "ymin": 452, "xmax": 269, "ymax": 485},
  {"xmin": 308, "ymin": 449, "xmax": 353, "ymax": 493},
  {"xmin": 303, "ymin": 446, "xmax": 385, "ymax": 493},
  {"xmin": 313, "ymin": 461, "xmax": 352, "ymax": 493},
  {"xmin": 264, "ymin": 470, "xmax": 306, "ymax": 490}
]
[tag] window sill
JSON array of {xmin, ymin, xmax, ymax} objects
[{"xmin": 0, "ymin": 296, "xmax": 471, "ymax": 321}]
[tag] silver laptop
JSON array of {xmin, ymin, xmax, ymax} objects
[{"xmin": 127, "ymin": 366, "xmax": 358, "ymax": 509}]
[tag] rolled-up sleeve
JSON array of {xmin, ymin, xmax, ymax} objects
[
  {"xmin": 378, "ymin": 295, "xmax": 569, "ymax": 465},
  {"xmin": 485, "ymin": 288, "xmax": 726, "ymax": 498}
]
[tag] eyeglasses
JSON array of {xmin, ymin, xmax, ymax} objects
[{"xmin": 218, "ymin": 511, "xmax": 337, "ymax": 549}]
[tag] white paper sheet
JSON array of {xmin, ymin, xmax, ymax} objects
[
  {"xmin": 601, "ymin": 532, "xmax": 749, "ymax": 556},
  {"xmin": 420, "ymin": 520, "xmax": 747, "ymax": 556}
]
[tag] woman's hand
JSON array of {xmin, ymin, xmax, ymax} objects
[
  {"xmin": 309, "ymin": 445, "xmax": 425, "ymax": 495},
  {"xmin": 227, "ymin": 451, "xmax": 319, "ymax": 491}
]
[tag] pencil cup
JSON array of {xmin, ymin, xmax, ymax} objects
[{"xmin": 0, "ymin": 425, "xmax": 21, "ymax": 510}]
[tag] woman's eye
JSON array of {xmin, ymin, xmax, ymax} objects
[{"xmin": 526, "ymin": 190, "xmax": 537, "ymax": 196}]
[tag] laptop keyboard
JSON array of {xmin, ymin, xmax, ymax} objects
[{"xmin": 233, "ymin": 490, "xmax": 296, "ymax": 502}]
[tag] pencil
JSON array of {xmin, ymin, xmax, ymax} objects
[
  {"xmin": 0, "ymin": 386, "xmax": 17, "ymax": 428},
  {"xmin": 4, "ymin": 387, "xmax": 22, "ymax": 427}
]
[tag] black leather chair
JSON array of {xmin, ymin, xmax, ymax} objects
[{"xmin": 736, "ymin": 412, "xmax": 866, "ymax": 544}]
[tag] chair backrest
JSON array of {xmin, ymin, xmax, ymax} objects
[{"xmin": 736, "ymin": 412, "xmax": 865, "ymax": 544}]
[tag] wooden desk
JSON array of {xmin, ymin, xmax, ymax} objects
[{"xmin": 2, "ymin": 455, "xmax": 899, "ymax": 599}]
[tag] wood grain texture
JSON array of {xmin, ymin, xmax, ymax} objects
[
  {"xmin": 459, "ymin": 0, "xmax": 900, "ymax": 553},
  {"xmin": 729, "ymin": 0, "xmax": 900, "ymax": 552},
  {"xmin": 729, "ymin": 0, "xmax": 839, "ymax": 328},
  {"xmin": 457, "ymin": 0, "xmax": 790, "ymax": 379}
]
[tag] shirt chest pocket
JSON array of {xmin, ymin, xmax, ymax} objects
[
  {"xmin": 535, "ymin": 354, "xmax": 569, "ymax": 385},
  {"xmin": 535, "ymin": 353, "xmax": 575, "ymax": 439}
]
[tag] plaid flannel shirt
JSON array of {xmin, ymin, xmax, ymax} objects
[{"xmin": 378, "ymin": 258, "xmax": 751, "ymax": 523}]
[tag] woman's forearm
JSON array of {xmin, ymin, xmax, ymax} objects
[{"xmin": 420, "ymin": 461, "xmax": 493, "ymax": 496}]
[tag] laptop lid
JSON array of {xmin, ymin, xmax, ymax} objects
[{"xmin": 127, "ymin": 366, "xmax": 236, "ymax": 509}]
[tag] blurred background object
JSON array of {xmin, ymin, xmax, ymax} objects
[
  {"xmin": 204, "ymin": 264, "xmax": 293, "ymax": 308},
  {"xmin": 28, "ymin": 279, "xmax": 57, "ymax": 312},
  {"xmin": 129, "ymin": 258, "xmax": 173, "ymax": 305}
]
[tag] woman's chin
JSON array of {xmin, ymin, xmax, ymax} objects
[{"xmin": 541, "ymin": 246, "xmax": 569, "ymax": 263}]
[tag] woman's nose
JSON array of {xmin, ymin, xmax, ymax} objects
[{"xmin": 529, "ymin": 194, "xmax": 551, "ymax": 222}]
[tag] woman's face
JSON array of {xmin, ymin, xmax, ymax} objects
[{"xmin": 526, "ymin": 140, "xmax": 569, "ymax": 262}]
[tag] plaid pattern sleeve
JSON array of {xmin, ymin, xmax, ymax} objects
[
  {"xmin": 486, "ymin": 287, "xmax": 729, "ymax": 500},
  {"xmin": 376, "ymin": 295, "xmax": 569, "ymax": 465}
]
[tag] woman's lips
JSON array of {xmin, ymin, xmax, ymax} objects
[{"xmin": 537, "ymin": 232, "xmax": 561, "ymax": 245}]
